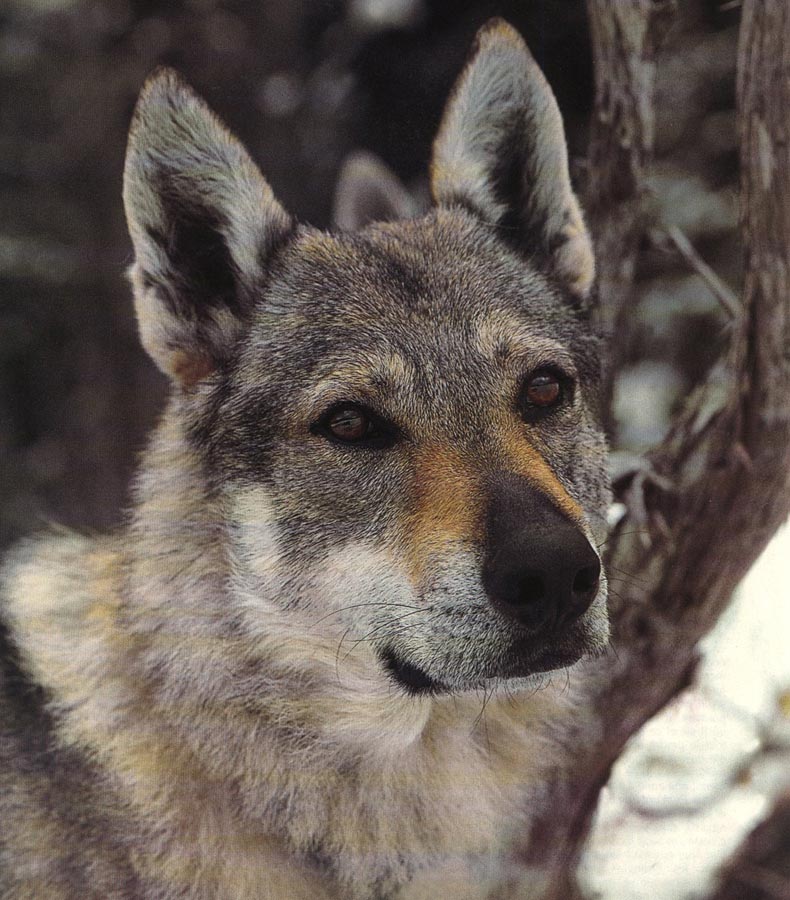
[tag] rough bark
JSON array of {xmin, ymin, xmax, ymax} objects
[
  {"xmin": 502, "ymin": 1, "xmax": 790, "ymax": 896},
  {"xmin": 585, "ymin": 0, "xmax": 676, "ymax": 428}
]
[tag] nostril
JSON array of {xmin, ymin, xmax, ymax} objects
[
  {"xmin": 572, "ymin": 564, "xmax": 600, "ymax": 598},
  {"xmin": 557, "ymin": 561, "xmax": 600, "ymax": 629}
]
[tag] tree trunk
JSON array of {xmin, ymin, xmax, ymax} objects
[
  {"xmin": 501, "ymin": 1, "xmax": 790, "ymax": 896},
  {"xmin": 585, "ymin": 0, "xmax": 675, "ymax": 430}
]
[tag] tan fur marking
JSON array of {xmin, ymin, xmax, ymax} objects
[
  {"xmin": 404, "ymin": 445, "xmax": 482, "ymax": 583},
  {"xmin": 502, "ymin": 430, "xmax": 583, "ymax": 523},
  {"xmin": 301, "ymin": 354, "xmax": 416, "ymax": 429},
  {"xmin": 474, "ymin": 310, "xmax": 577, "ymax": 374},
  {"xmin": 170, "ymin": 349, "xmax": 215, "ymax": 387}
]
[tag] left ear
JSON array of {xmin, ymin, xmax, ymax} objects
[
  {"xmin": 123, "ymin": 68, "xmax": 294, "ymax": 386},
  {"xmin": 431, "ymin": 19, "xmax": 595, "ymax": 301},
  {"xmin": 332, "ymin": 151, "xmax": 418, "ymax": 231}
]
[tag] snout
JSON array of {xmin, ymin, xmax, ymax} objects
[{"xmin": 482, "ymin": 473, "xmax": 600, "ymax": 636}]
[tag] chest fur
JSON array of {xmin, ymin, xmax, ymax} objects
[{"xmin": 1, "ymin": 534, "xmax": 572, "ymax": 899}]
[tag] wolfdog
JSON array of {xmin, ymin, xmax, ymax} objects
[{"xmin": 0, "ymin": 18, "xmax": 609, "ymax": 899}]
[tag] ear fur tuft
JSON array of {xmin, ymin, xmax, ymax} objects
[
  {"xmin": 124, "ymin": 68, "xmax": 294, "ymax": 385},
  {"xmin": 431, "ymin": 19, "xmax": 595, "ymax": 301}
]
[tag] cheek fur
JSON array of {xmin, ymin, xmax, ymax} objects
[{"xmin": 227, "ymin": 487, "xmax": 283, "ymax": 579}]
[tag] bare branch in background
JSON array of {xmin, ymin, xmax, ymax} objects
[{"xmin": 658, "ymin": 225, "xmax": 741, "ymax": 320}]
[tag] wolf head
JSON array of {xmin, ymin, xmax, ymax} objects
[{"xmin": 123, "ymin": 19, "xmax": 609, "ymax": 696}]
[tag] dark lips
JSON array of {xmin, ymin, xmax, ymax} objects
[
  {"xmin": 519, "ymin": 644, "xmax": 584, "ymax": 675},
  {"xmin": 379, "ymin": 638, "xmax": 585, "ymax": 695},
  {"xmin": 380, "ymin": 646, "xmax": 445, "ymax": 695}
]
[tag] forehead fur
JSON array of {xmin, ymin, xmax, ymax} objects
[
  {"xmin": 243, "ymin": 207, "xmax": 599, "ymax": 380},
  {"xmin": 198, "ymin": 205, "xmax": 604, "ymax": 484}
]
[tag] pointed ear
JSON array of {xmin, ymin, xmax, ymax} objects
[
  {"xmin": 123, "ymin": 69, "xmax": 294, "ymax": 386},
  {"xmin": 431, "ymin": 19, "xmax": 595, "ymax": 302},
  {"xmin": 332, "ymin": 151, "xmax": 418, "ymax": 231}
]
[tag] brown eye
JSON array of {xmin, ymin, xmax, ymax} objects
[
  {"xmin": 326, "ymin": 407, "xmax": 371, "ymax": 442},
  {"xmin": 525, "ymin": 373, "xmax": 561, "ymax": 407},
  {"xmin": 313, "ymin": 403, "xmax": 398, "ymax": 449},
  {"xmin": 523, "ymin": 371, "xmax": 562, "ymax": 409}
]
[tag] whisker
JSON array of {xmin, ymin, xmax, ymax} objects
[
  {"xmin": 336, "ymin": 611, "xmax": 427, "ymax": 666},
  {"xmin": 606, "ymin": 564, "xmax": 648, "ymax": 584},
  {"xmin": 335, "ymin": 624, "xmax": 355, "ymax": 686},
  {"xmin": 597, "ymin": 528, "xmax": 654, "ymax": 548},
  {"xmin": 311, "ymin": 600, "xmax": 423, "ymax": 629}
]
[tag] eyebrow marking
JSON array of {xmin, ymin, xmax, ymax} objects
[
  {"xmin": 474, "ymin": 309, "xmax": 577, "ymax": 374},
  {"xmin": 302, "ymin": 352, "xmax": 417, "ymax": 419}
]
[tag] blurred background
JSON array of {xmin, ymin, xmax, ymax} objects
[{"xmin": 0, "ymin": 0, "xmax": 741, "ymax": 548}]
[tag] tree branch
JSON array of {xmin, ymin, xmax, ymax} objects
[{"xmin": 659, "ymin": 225, "xmax": 741, "ymax": 321}]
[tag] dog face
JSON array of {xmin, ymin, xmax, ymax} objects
[{"xmin": 123, "ymin": 20, "xmax": 609, "ymax": 694}]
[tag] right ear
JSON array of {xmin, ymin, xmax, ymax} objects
[
  {"xmin": 431, "ymin": 19, "xmax": 595, "ymax": 303},
  {"xmin": 123, "ymin": 69, "xmax": 294, "ymax": 387}
]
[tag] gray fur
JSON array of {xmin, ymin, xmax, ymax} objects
[{"xmin": 1, "ymin": 20, "xmax": 608, "ymax": 899}]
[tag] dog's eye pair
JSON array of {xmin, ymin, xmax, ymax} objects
[{"xmin": 519, "ymin": 368, "xmax": 568, "ymax": 420}]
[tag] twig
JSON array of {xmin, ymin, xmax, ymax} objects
[{"xmin": 662, "ymin": 224, "xmax": 741, "ymax": 320}]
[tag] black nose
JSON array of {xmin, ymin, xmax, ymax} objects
[{"xmin": 482, "ymin": 475, "xmax": 601, "ymax": 633}]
